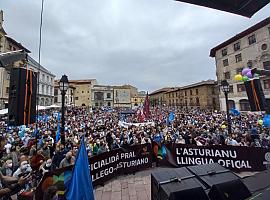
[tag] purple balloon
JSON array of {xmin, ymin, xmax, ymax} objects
[
  {"xmin": 242, "ymin": 68, "xmax": 250, "ymax": 76},
  {"xmin": 246, "ymin": 71, "xmax": 253, "ymax": 78}
]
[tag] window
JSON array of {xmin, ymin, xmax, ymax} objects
[
  {"xmin": 239, "ymin": 99, "xmax": 250, "ymax": 111},
  {"xmin": 95, "ymin": 103, "xmax": 98, "ymax": 107},
  {"xmin": 223, "ymin": 59, "xmax": 229, "ymax": 67},
  {"xmin": 237, "ymin": 84, "xmax": 246, "ymax": 92},
  {"xmin": 236, "ymin": 68, "xmax": 243, "ymax": 74},
  {"xmin": 248, "ymin": 34, "xmax": 256, "ymax": 45},
  {"xmin": 5, "ymin": 87, "xmax": 9, "ymax": 94},
  {"xmin": 235, "ymin": 53, "xmax": 242, "ymax": 63},
  {"xmin": 108, "ymin": 102, "xmax": 111, "ymax": 107},
  {"xmin": 47, "ymin": 76, "xmax": 49, "ymax": 83},
  {"xmin": 196, "ymin": 97, "xmax": 200, "ymax": 105},
  {"xmin": 6, "ymin": 73, "xmax": 10, "ymax": 80},
  {"xmin": 224, "ymin": 72, "xmax": 230, "ymax": 79},
  {"xmin": 190, "ymin": 90, "xmax": 192, "ymax": 95},
  {"xmin": 134, "ymin": 98, "xmax": 137, "ymax": 102},
  {"xmin": 54, "ymin": 89, "xmax": 58, "ymax": 95},
  {"xmin": 234, "ymin": 42, "xmax": 240, "ymax": 51},
  {"xmin": 54, "ymin": 97, "xmax": 58, "ymax": 103},
  {"xmin": 51, "ymin": 78, "xmax": 53, "ymax": 84},
  {"xmin": 263, "ymin": 61, "xmax": 270, "ymax": 70},
  {"xmin": 228, "ymin": 100, "xmax": 235, "ymax": 110},
  {"xmin": 185, "ymin": 91, "xmax": 187, "ymax": 96},
  {"xmin": 221, "ymin": 48, "xmax": 227, "ymax": 57},
  {"xmin": 75, "ymin": 97, "xmax": 79, "ymax": 100},
  {"xmin": 70, "ymin": 97, "xmax": 73, "ymax": 102},
  {"xmin": 42, "ymin": 74, "xmax": 45, "ymax": 81},
  {"xmin": 82, "ymin": 91, "xmax": 84, "ymax": 93},
  {"xmin": 229, "ymin": 85, "xmax": 234, "ymax": 93},
  {"xmin": 261, "ymin": 43, "xmax": 268, "ymax": 51},
  {"xmin": 263, "ymin": 80, "xmax": 270, "ymax": 89},
  {"xmin": 107, "ymin": 93, "xmax": 111, "ymax": 98},
  {"xmin": 196, "ymin": 89, "xmax": 198, "ymax": 95},
  {"xmin": 247, "ymin": 61, "xmax": 252, "ymax": 68},
  {"xmin": 42, "ymin": 85, "xmax": 44, "ymax": 94}
]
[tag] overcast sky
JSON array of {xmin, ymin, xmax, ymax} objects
[{"xmin": 1, "ymin": 1, "xmax": 270, "ymax": 92}]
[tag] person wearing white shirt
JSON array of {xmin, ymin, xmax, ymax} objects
[{"xmin": 4, "ymin": 141, "xmax": 12, "ymax": 154}]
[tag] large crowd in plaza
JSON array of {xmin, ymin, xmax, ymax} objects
[{"xmin": 0, "ymin": 106, "xmax": 270, "ymax": 199}]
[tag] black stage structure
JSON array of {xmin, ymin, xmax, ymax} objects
[{"xmin": 175, "ymin": 0, "xmax": 270, "ymax": 18}]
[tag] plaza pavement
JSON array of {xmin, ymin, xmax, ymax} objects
[{"xmin": 93, "ymin": 167, "xmax": 257, "ymax": 200}]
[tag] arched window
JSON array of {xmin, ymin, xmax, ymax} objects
[
  {"xmin": 239, "ymin": 99, "xmax": 250, "ymax": 111},
  {"xmin": 228, "ymin": 100, "xmax": 235, "ymax": 110}
]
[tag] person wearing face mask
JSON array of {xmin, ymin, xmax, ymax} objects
[
  {"xmin": 0, "ymin": 171, "xmax": 30, "ymax": 199},
  {"xmin": 39, "ymin": 159, "xmax": 53, "ymax": 176},
  {"xmin": 59, "ymin": 152, "xmax": 75, "ymax": 168},
  {"xmin": 12, "ymin": 161, "xmax": 32, "ymax": 179},
  {"xmin": 0, "ymin": 159, "xmax": 13, "ymax": 177}
]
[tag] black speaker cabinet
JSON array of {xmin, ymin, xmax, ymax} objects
[
  {"xmin": 151, "ymin": 167, "xmax": 208, "ymax": 200},
  {"xmin": 244, "ymin": 78, "xmax": 267, "ymax": 112},
  {"xmin": 187, "ymin": 163, "xmax": 251, "ymax": 200},
  {"xmin": 8, "ymin": 67, "xmax": 37, "ymax": 126}
]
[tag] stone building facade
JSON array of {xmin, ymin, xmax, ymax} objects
[
  {"xmin": 91, "ymin": 85, "xmax": 114, "ymax": 108},
  {"xmin": 210, "ymin": 17, "xmax": 270, "ymax": 111},
  {"xmin": 54, "ymin": 82, "xmax": 76, "ymax": 106},
  {"xmin": 149, "ymin": 87, "xmax": 172, "ymax": 107}
]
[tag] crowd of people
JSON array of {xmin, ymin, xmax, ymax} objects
[{"xmin": 0, "ymin": 106, "xmax": 269, "ymax": 199}]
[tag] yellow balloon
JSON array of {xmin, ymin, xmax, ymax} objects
[
  {"xmin": 258, "ymin": 119, "xmax": 263, "ymax": 125},
  {"xmin": 221, "ymin": 124, "xmax": 226, "ymax": 129},
  {"xmin": 235, "ymin": 74, "xmax": 243, "ymax": 81}
]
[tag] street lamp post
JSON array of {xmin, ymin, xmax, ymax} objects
[
  {"xmin": 221, "ymin": 80, "xmax": 232, "ymax": 135},
  {"xmin": 59, "ymin": 75, "xmax": 69, "ymax": 146}
]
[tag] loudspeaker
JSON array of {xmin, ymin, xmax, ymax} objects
[
  {"xmin": 187, "ymin": 163, "xmax": 251, "ymax": 200},
  {"xmin": 8, "ymin": 67, "xmax": 37, "ymax": 126},
  {"xmin": 244, "ymin": 78, "xmax": 267, "ymax": 112},
  {"xmin": 151, "ymin": 167, "xmax": 208, "ymax": 200},
  {"xmin": 208, "ymin": 179, "xmax": 251, "ymax": 200}
]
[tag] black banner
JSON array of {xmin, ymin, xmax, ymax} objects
[
  {"xmin": 164, "ymin": 144, "xmax": 270, "ymax": 171},
  {"xmin": 36, "ymin": 143, "xmax": 270, "ymax": 199},
  {"xmin": 90, "ymin": 144, "xmax": 152, "ymax": 186}
]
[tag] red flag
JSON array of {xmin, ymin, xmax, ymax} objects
[{"xmin": 143, "ymin": 92, "xmax": 150, "ymax": 119}]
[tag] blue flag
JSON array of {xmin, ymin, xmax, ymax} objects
[
  {"xmin": 168, "ymin": 112, "xmax": 175, "ymax": 123},
  {"xmin": 66, "ymin": 136, "xmax": 94, "ymax": 200},
  {"xmin": 55, "ymin": 124, "xmax": 61, "ymax": 143}
]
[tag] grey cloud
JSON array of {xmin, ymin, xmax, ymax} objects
[{"xmin": 1, "ymin": 0, "xmax": 270, "ymax": 91}]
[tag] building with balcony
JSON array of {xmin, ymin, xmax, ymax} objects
[
  {"xmin": 91, "ymin": 85, "xmax": 114, "ymax": 108},
  {"xmin": 210, "ymin": 17, "xmax": 270, "ymax": 111}
]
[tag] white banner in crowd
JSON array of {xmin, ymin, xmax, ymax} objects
[{"xmin": 118, "ymin": 121, "xmax": 155, "ymax": 128}]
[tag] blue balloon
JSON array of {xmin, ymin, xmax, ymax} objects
[{"xmin": 263, "ymin": 114, "xmax": 270, "ymax": 127}]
